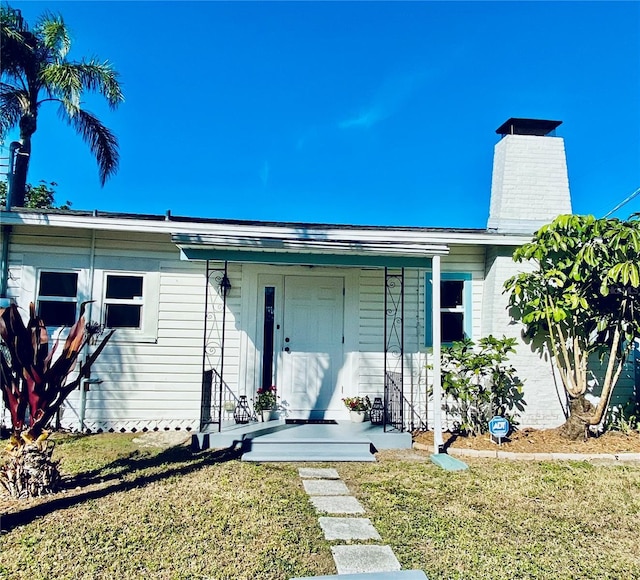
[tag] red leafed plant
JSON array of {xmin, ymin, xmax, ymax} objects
[{"xmin": 0, "ymin": 302, "xmax": 114, "ymax": 498}]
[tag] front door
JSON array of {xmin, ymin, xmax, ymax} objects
[{"xmin": 279, "ymin": 276, "xmax": 344, "ymax": 418}]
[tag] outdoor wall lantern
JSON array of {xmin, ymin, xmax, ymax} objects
[
  {"xmin": 219, "ymin": 273, "xmax": 232, "ymax": 298},
  {"xmin": 234, "ymin": 395, "xmax": 251, "ymax": 424},
  {"xmin": 371, "ymin": 397, "xmax": 384, "ymax": 425}
]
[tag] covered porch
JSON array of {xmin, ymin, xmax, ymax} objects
[{"xmin": 174, "ymin": 224, "xmax": 451, "ymax": 454}]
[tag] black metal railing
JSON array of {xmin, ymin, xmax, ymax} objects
[
  {"xmin": 384, "ymin": 268, "xmax": 404, "ymax": 432},
  {"xmin": 201, "ymin": 368, "xmax": 250, "ymax": 428}
]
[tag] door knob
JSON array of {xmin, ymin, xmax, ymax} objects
[{"xmin": 284, "ymin": 347, "xmax": 290, "ymax": 352}]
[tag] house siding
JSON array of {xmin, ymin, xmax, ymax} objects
[
  {"xmin": 356, "ymin": 246, "xmax": 486, "ymax": 430},
  {"xmin": 2, "ymin": 220, "xmax": 636, "ymax": 434},
  {"xmin": 4, "ymin": 226, "xmax": 213, "ymax": 432}
]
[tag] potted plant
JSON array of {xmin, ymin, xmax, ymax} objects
[
  {"xmin": 342, "ymin": 396, "xmax": 371, "ymax": 423},
  {"xmin": 254, "ymin": 385, "xmax": 278, "ymax": 421}
]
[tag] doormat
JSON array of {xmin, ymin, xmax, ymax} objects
[{"xmin": 285, "ymin": 419, "xmax": 338, "ymax": 425}]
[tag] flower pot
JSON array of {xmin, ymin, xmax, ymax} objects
[
  {"xmin": 350, "ymin": 410, "xmax": 366, "ymax": 423},
  {"xmin": 260, "ymin": 409, "xmax": 277, "ymax": 422}
]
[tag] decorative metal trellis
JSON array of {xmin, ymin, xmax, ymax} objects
[
  {"xmin": 200, "ymin": 261, "xmax": 238, "ymax": 432},
  {"xmin": 384, "ymin": 267, "xmax": 404, "ymax": 432}
]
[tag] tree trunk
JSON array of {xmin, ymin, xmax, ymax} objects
[
  {"xmin": 559, "ymin": 395, "xmax": 594, "ymax": 440},
  {"xmin": 10, "ymin": 115, "xmax": 36, "ymax": 207},
  {"xmin": 0, "ymin": 440, "xmax": 60, "ymax": 499}
]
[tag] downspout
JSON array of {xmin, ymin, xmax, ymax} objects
[
  {"xmin": 0, "ymin": 142, "xmax": 22, "ymax": 306},
  {"xmin": 0, "ymin": 225, "xmax": 11, "ymax": 304},
  {"xmin": 79, "ymin": 229, "xmax": 97, "ymax": 432},
  {"xmin": 431, "ymin": 254, "xmax": 444, "ymax": 454}
]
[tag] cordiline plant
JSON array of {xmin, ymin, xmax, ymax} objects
[{"xmin": 0, "ymin": 302, "xmax": 114, "ymax": 498}]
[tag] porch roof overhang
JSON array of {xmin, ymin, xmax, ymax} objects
[{"xmin": 173, "ymin": 233, "xmax": 449, "ymax": 268}]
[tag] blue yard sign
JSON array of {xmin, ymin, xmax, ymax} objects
[{"xmin": 488, "ymin": 416, "xmax": 510, "ymax": 439}]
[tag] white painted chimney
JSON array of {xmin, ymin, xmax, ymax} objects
[{"xmin": 487, "ymin": 118, "xmax": 572, "ymax": 234}]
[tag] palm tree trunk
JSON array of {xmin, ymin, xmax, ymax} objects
[{"xmin": 10, "ymin": 115, "xmax": 35, "ymax": 207}]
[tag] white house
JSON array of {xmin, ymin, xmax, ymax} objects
[{"xmin": 1, "ymin": 118, "xmax": 634, "ymax": 435}]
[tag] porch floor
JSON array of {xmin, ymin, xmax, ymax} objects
[{"xmin": 191, "ymin": 420, "xmax": 412, "ymax": 462}]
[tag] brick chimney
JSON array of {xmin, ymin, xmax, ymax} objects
[{"xmin": 487, "ymin": 118, "xmax": 572, "ymax": 234}]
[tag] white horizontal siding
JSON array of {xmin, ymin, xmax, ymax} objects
[{"xmin": 357, "ymin": 252, "xmax": 486, "ymax": 429}]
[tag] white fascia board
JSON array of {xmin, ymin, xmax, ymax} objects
[{"xmin": 2, "ymin": 210, "xmax": 531, "ymax": 247}]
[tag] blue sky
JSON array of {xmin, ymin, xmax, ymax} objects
[{"xmin": 3, "ymin": 1, "xmax": 639, "ymax": 227}]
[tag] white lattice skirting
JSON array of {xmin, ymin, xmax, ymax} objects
[{"xmin": 60, "ymin": 416, "xmax": 198, "ymax": 434}]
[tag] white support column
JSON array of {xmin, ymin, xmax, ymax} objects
[{"xmin": 431, "ymin": 254, "xmax": 444, "ymax": 453}]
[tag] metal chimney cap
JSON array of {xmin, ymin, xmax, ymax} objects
[{"xmin": 496, "ymin": 118, "xmax": 562, "ymax": 136}]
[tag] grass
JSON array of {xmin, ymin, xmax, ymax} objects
[
  {"xmin": 1, "ymin": 435, "xmax": 640, "ymax": 579},
  {"xmin": 340, "ymin": 453, "xmax": 640, "ymax": 580}
]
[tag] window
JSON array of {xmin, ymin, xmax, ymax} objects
[
  {"xmin": 425, "ymin": 272, "xmax": 472, "ymax": 346},
  {"xmin": 37, "ymin": 271, "xmax": 78, "ymax": 327},
  {"xmin": 104, "ymin": 274, "xmax": 144, "ymax": 329},
  {"xmin": 99, "ymin": 270, "xmax": 159, "ymax": 343}
]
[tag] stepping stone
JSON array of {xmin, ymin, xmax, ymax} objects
[
  {"xmin": 291, "ymin": 571, "xmax": 428, "ymax": 579},
  {"xmin": 302, "ymin": 479, "xmax": 350, "ymax": 496},
  {"xmin": 331, "ymin": 545, "xmax": 401, "ymax": 575},
  {"xmin": 299, "ymin": 467, "xmax": 340, "ymax": 479},
  {"xmin": 319, "ymin": 517, "xmax": 381, "ymax": 541},
  {"xmin": 310, "ymin": 495, "xmax": 365, "ymax": 514},
  {"xmin": 430, "ymin": 453, "xmax": 468, "ymax": 471}
]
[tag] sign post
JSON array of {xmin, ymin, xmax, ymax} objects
[{"xmin": 488, "ymin": 416, "xmax": 510, "ymax": 445}]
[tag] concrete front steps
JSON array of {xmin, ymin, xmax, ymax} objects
[
  {"xmin": 241, "ymin": 435, "xmax": 376, "ymax": 462},
  {"xmin": 192, "ymin": 419, "xmax": 412, "ymax": 461}
]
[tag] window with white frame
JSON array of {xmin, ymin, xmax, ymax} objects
[
  {"xmin": 37, "ymin": 271, "xmax": 79, "ymax": 327},
  {"xmin": 100, "ymin": 271, "xmax": 159, "ymax": 342},
  {"xmin": 425, "ymin": 272, "xmax": 472, "ymax": 346},
  {"xmin": 104, "ymin": 274, "xmax": 144, "ymax": 329}
]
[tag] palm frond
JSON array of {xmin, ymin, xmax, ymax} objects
[
  {"xmin": 0, "ymin": 83, "xmax": 25, "ymax": 137},
  {"xmin": 39, "ymin": 63, "xmax": 81, "ymax": 108},
  {"xmin": 35, "ymin": 12, "xmax": 70, "ymax": 60},
  {"xmin": 62, "ymin": 105, "xmax": 119, "ymax": 185},
  {"xmin": 40, "ymin": 60, "xmax": 124, "ymax": 109},
  {"xmin": 0, "ymin": 7, "xmax": 37, "ymax": 79},
  {"xmin": 77, "ymin": 59, "xmax": 124, "ymax": 107}
]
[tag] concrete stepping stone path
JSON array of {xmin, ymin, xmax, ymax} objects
[
  {"xmin": 310, "ymin": 495, "xmax": 366, "ymax": 514},
  {"xmin": 298, "ymin": 467, "xmax": 410, "ymax": 576}
]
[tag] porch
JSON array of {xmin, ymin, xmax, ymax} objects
[
  {"xmin": 173, "ymin": 226, "xmax": 451, "ymax": 448},
  {"xmin": 191, "ymin": 419, "xmax": 413, "ymax": 462}
]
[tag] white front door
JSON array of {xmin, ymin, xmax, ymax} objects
[{"xmin": 279, "ymin": 275, "xmax": 344, "ymax": 418}]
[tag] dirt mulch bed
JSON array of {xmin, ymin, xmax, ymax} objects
[{"xmin": 413, "ymin": 427, "xmax": 640, "ymax": 454}]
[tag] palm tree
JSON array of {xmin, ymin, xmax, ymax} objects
[{"xmin": 0, "ymin": 5, "xmax": 123, "ymax": 206}]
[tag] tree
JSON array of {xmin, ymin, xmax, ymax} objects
[
  {"xmin": 0, "ymin": 179, "xmax": 70, "ymax": 209},
  {"xmin": 0, "ymin": 302, "xmax": 114, "ymax": 498},
  {"xmin": 504, "ymin": 214, "xmax": 640, "ymax": 439},
  {"xmin": 0, "ymin": 5, "xmax": 123, "ymax": 207}
]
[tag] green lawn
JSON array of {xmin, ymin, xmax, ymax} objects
[{"xmin": 1, "ymin": 434, "xmax": 639, "ymax": 580}]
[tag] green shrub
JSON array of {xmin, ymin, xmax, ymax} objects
[{"xmin": 439, "ymin": 335, "xmax": 526, "ymax": 436}]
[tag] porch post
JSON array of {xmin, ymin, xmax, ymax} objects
[{"xmin": 431, "ymin": 254, "xmax": 444, "ymax": 453}]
